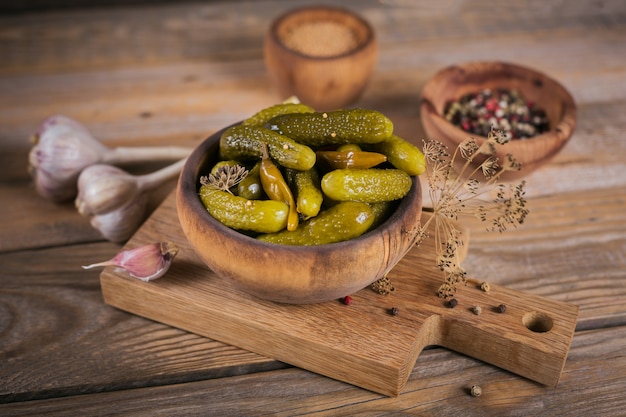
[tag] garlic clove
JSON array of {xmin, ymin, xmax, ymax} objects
[
  {"xmin": 82, "ymin": 241, "xmax": 179, "ymax": 281},
  {"xmin": 75, "ymin": 164, "xmax": 140, "ymax": 216},
  {"xmin": 89, "ymin": 195, "xmax": 148, "ymax": 243}
]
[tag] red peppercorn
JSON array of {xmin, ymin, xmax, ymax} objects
[
  {"xmin": 485, "ymin": 98, "xmax": 499, "ymax": 112},
  {"xmin": 342, "ymin": 296, "xmax": 353, "ymax": 305}
]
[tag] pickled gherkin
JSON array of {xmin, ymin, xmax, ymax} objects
[
  {"xmin": 285, "ymin": 167, "xmax": 323, "ymax": 219},
  {"xmin": 220, "ymin": 125, "xmax": 316, "ymax": 171},
  {"xmin": 236, "ymin": 161, "xmax": 263, "ymax": 200},
  {"xmin": 241, "ymin": 102, "xmax": 314, "ymax": 127},
  {"xmin": 257, "ymin": 202, "xmax": 374, "ymax": 246},
  {"xmin": 367, "ymin": 134, "xmax": 426, "ymax": 176},
  {"xmin": 266, "ymin": 109, "xmax": 394, "ymax": 146},
  {"xmin": 210, "ymin": 160, "xmax": 240, "ymax": 175},
  {"xmin": 321, "ymin": 168, "xmax": 412, "ymax": 203},
  {"xmin": 199, "ymin": 185, "xmax": 288, "ymax": 233},
  {"xmin": 367, "ymin": 201, "xmax": 396, "ymax": 230}
]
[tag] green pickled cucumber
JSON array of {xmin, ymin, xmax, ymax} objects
[
  {"xmin": 266, "ymin": 109, "xmax": 394, "ymax": 146},
  {"xmin": 237, "ymin": 161, "xmax": 263, "ymax": 200},
  {"xmin": 257, "ymin": 201, "xmax": 374, "ymax": 246},
  {"xmin": 199, "ymin": 185, "xmax": 288, "ymax": 233},
  {"xmin": 241, "ymin": 103, "xmax": 314, "ymax": 127},
  {"xmin": 210, "ymin": 160, "xmax": 240, "ymax": 175},
  {"xmin": 220, "ymin": 125, "xmax": 316, "ymax": 171},
  {"xmin": 368, "ymin": 201, "xmax": 396, "ymax": 230},
  {"xmin": 321, "ymin": 168, "xmax": 412, "ymax": 203},
  {"xmin": 367, "ymin": 134, "xmax": 426, "ymax": 176},
  {"xmin": 285, "ymin": 167, "xmax": 323, "ymax": 219},
  {"xmin": 337, "ymin": 143, "xmax": 362, "ymax": 152}
]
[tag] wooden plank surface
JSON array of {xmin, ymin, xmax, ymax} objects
[
  {"xmin": 2, "ymin": 184, "xmax": 620, "ymax": 402},
  {"xmin": 0, "ymin": 0, "xmax": 625, "ymax": 414},
  {"xmin": 0, "ymin": 242, "xmax": 288, "ymax": 403},
  {"xmin": 1, "ymin": 326, "xmax": 624, "ymax": 417}
]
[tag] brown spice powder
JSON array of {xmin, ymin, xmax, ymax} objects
[{"xmin": 281, "ymin": 21, "xmax": 359, "ymax": 57}]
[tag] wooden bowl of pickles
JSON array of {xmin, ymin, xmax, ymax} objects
[
  {"xmin": 420, "ymin": 61, "xmax": 577, "ymax": 181},
  {"xmin": 176, "ymin": 103, "xmax": 424, "ymax": 304}
]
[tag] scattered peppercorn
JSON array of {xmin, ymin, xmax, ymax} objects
[
  {"xmin": 342, "ymin": 295, "xmax": 353, "ymax": 305},
  {"xmin": 470, "ymin": 385, "xmax": 482, "ymax": 397},
  {"xmin": 447, "ymin": 298, "xmax": 458, "ymax": 308},
  {"xmin": 390, "ymin": 307, "xmax": 399, "ymax": 316},
  {"xmin": 444, "ymin": 88, "xmax": 550, "ymax": 139},
  {"xmin": 480, "ymin": 282, "xmax": 491, "ymax": 293},
  {"xmin": 497, "ymin": 304, "xmax": 507, "ymax": 313},
  {"xmin": 471, "ymin": 305, "xmax": 482, "ymax": 315}
]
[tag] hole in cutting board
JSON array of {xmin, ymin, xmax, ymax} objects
[{"xmin": 523, "ymin": 311, "xmax": 554, "ymax": 333}]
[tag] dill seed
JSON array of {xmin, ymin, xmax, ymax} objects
[{"xmin": 370, "ymin": 276, "xmax": 395, "ymax": 295}]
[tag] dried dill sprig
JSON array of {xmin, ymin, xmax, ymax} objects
[
  {"xmin": 199, "ymin": 164, "xmax": 248, "ymax": 193},
  {"xmin": 370, "ymin": 274, "xmax": 395, "ymax": 295},
  {"xmin": 416, "ymin": 129, "xmax": 529, "ymax": 298}
]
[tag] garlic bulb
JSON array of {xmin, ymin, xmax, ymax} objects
[
  {"xmin": 29, "ymin": 115, "xmax": 108, "ymax": 202},
  {"xmin": 82, "ymin": 242, "xmax": 179, "ymax": 281},
  {"xmin": 28, "ymin": 115, "xmax": 192, "ymax": 203},
  {"xmin": 75, "ymin": 158, "xmax": 186, "ymax": 241}
]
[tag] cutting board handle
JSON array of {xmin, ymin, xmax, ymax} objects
[{"xmin": 422, "ymin": 278, "xmax": 579, "ymax": 387}]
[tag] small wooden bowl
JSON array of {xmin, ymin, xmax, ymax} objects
[
  {"xmin": 420, "ymin": 61, "xmax": 577, "ymax": 181},
  {"xmin": 264, "ymin": 6, "xmax": 378, "ymax": 111},
  {"xmin": 176, "ymin": 125, "xmax": 423, "ymax": 304}
]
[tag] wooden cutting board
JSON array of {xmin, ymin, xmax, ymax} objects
[{"xmin": 100, "ymin": 191, "xmax": 578, "ymax": 396}]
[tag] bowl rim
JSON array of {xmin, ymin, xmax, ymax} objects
[{"xmin": 267, "ymin": 5, "xmax": 376, "ymax": 61}]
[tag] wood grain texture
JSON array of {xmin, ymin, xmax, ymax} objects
[
  {"xmin": 0, "ymin": 0, "xmax": 624, "ymax": 413},
  {"xmin": 0, "ymin": 242, "xmax": 287, "ymax": 403},
  {"xmin": 1, "ymin": 326, "xmax": 623, "ymax": 417},
  {"xmin": 101, "ymin": 192, "xmax": 577, "ymax": 396}
]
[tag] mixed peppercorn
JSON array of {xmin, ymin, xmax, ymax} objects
[{"xmin": 444, "ymin": 88, "xmax": 550, "ymax": 139}]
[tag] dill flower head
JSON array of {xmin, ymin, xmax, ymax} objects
[
  {"xmin": 416, "ymin": 129, "xmax": 529, "ymax": 298},
  {"xmin": 200, "ymin": 164, "xmax": 248, "ymax": 193}
]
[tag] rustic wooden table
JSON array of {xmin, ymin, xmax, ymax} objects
[{"xmin": 1, "ymin": 1, "xmax": 625, "ymax": 415}]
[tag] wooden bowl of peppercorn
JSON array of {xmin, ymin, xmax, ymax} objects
[
  {"xmin": 420, "ymin": 61, "xmax": 577, "ymax": 181},
  {"xmin": 176, "ymin": 124, "xmax": 423, "ymax": 305},
  {"xmin": 264, "ymin": 5, "xmax": 378, "ymax": 111}
]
